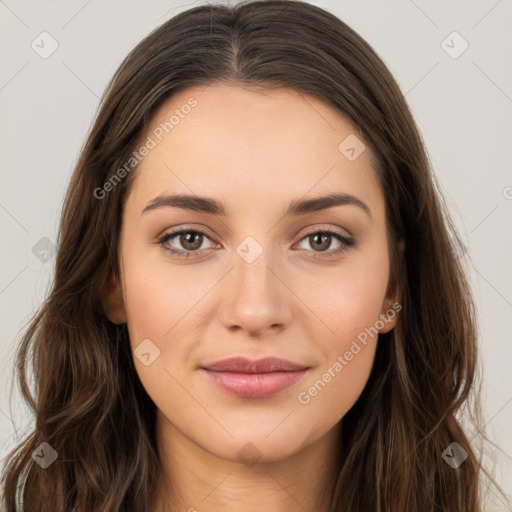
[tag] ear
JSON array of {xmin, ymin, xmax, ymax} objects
[
  {"xmin": 102, "ymin": 272, "xmax": 127, "ymax": 324},
  {"xmin": 378, "ymin": 239, "xmax": 404, "ymax": 334}
]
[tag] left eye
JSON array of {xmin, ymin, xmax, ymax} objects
[
  {"xmin": 296, "ymin": 231, "xmax": 351, "ymax": 253},
  {"xmin": 156, "ymin": 228, "xmax": 355, "ymax": 259}
]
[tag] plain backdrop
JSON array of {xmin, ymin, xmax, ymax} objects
[{"xmin": 1, "ymin": 0, "xmax": 511, "ymax": 507}]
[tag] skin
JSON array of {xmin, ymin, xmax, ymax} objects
[{"xmin": 104, "ymin": 83, "xmax": 400, "ymax": 512}]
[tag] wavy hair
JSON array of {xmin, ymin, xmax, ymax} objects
[{"xmin": 1, "ymin": 0, "xmax": 500, "ymax": 510}]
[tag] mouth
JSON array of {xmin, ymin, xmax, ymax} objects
[{"xmin": 200, "ymin": 356, "xmax": 311, "ymax": 398}]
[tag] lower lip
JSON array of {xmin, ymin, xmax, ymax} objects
[{"xmin": 201, "ymin": 369, "xmax": 309, "ymax": 398}]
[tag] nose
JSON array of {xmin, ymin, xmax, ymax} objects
[{"xmin": 219, "ymin": 250, "xmax": 293, "ymax": 337}]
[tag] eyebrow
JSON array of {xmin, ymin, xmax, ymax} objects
[{"xmin": 142, "ymin": 192, "xmax": 373, "ymax": 220}]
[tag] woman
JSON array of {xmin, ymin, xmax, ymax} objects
[{"xmin": 0, "ymin": 0, "xmax": 500, "ymax": 510}]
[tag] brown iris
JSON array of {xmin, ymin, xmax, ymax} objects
[
  {"xmin": 180, "ymin": 232, "xmax": 203, "ymax": 251},
  {"xmin": 308, "ymin": 233, "xmax": 331, "ymax": 252}
]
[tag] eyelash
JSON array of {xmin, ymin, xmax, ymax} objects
[{"xmin": 155, "ymin": 226, "xmax": 356, "ymax": 260}]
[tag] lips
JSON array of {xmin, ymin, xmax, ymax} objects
[
  {"xmin": 200, "ymin": 357, "xmax": 310, "ymax": 398},
  {"xmin": 202, "ymin": 356, "xmax": 309, "ymax": 373}
]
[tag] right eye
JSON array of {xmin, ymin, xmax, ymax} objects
[{"xmin": 155, "ymin": 228, "xmax": 218, "ymax": 259}]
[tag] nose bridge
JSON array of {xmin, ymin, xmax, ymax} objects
[{"xmin": 219, "ymin": 233, "xmax": 291, "ymax": 334}]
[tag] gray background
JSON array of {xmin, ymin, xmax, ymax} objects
[{"xmin": 1, "ymin": 0, "xmax": 511, "ymax": 507}]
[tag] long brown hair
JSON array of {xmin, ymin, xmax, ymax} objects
[{"xmin": 1, "ymin": 0, "xmax": 500, "ymax": 510}]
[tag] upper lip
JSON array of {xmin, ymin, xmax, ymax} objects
[{"xmin": 201, "ymin": 357, "xmax": 310, "ymax": 374}]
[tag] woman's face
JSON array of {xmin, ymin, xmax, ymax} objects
[{"xmin": 107, "ymin": 84, "xmax": 399, "ymax": 463}]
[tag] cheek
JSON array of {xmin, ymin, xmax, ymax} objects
[
  {"xmin": 122, "ymin": 252, "xmax": 210, "ymax": 348},
  {"xmin": 121, "ymin": 253, "xmax": 221, "ymax": 400},
  {"xmin": 295, "ymin": 284, "xmax": 383, "ymax": 430},
  {"xmin": 297, "ymin": 252, "xmax": 390, "ymax": 345},
  {"xmin": 122, "ymin": 264, "xmax": 203, "ymax": 416},
  {"xmin": 293, "ymin": 256, "xmax": 389, "ymax": 421},
  {"xmin": 296, "ymin": 344, "xmax": 376, "ymax": 439}
]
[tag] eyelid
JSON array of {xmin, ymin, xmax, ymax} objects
[
  {"xmin": 298, "ymin": 224, "xmax": 352, "ymax": 240},
  {"xmin": 154, "ymin": 224, "xmax": 216, "ymax": 243}
]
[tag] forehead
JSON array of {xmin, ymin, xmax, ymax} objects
[{"xmin": 124, "ymin": 84, "xmax": 384, "ymax": 221}]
